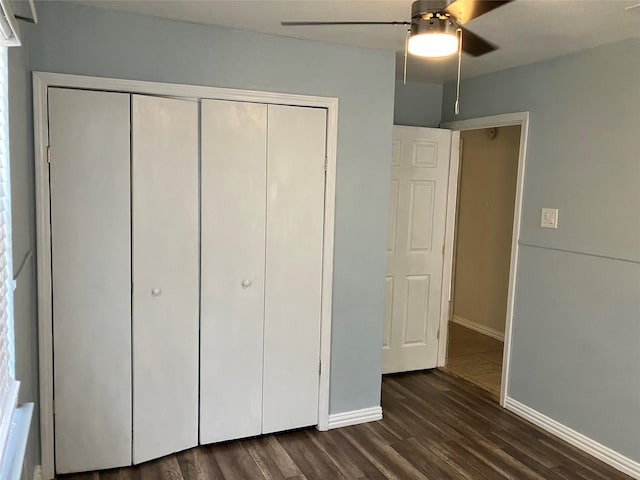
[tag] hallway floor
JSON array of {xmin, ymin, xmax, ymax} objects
[{"xmin": 443, "ymin": 322, "xmax": 504, "ymax": 400}]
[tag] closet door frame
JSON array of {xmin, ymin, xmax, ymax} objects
[{"xmin": 33, "ymin": 71, "xmax": 338, "ymax": 480}]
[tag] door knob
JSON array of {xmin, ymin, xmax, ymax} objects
[
  {"xmin": 241, "ymin": 280, "xmax": 252, "ymax": 289},
  {"xmin": 151, "ymin": 288, "xmax": 162, "ymax": 297}
]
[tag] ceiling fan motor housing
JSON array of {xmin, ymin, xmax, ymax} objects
[
  {"xmin": 411, "ymin": 0, "xmax": 457, "ymax": 35},
  {"xmin": 411, "ymin": 0, "xmax": 449, "ymax": 20},
  {"xmin": 410, "ymin": 15, "xmax": 457, "ymax": 37}
]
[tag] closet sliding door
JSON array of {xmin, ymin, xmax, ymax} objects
[
  {"xmin": 49, "ymin": 88, "xmax": 132, "ymax": 474},
  {"xmin": 200, "ymin": 99, "xmax": 267, "ymax": 443},
  {"xmin": 132, "ymin": 95, "xmax": 200, "ymax": 463}
]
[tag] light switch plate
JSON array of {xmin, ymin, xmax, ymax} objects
[{"xmin": 541, "ymin": 208, "xmax": 558, "ymax": 229}]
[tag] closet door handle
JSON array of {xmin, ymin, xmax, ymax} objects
[
  {"xmin": 241, "ymin": 280, "xmax": 252, "ymax": 289},
  {"xmin": 151, "ymin": 288, "xmax": 162, "ymax": 297}
]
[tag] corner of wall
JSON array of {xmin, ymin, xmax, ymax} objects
[{"xmin": 393, "ymin": 80, "xmax": 444, "ymax": 128}]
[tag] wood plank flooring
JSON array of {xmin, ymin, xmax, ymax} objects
[{"xmin": 60, "ymin": 370, "xmax": 631, "ymax": 480}]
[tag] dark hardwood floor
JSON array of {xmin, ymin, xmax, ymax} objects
[{"xmin": 61, "ymin": 370, "xmax": 631, "ymax": 479}]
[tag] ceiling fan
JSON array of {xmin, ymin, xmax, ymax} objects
[
  {"xmin": 282, "ymin": 0, "xmax": 513, "ymax": 58},
  {"xmin": 282, "ymin": 0, "xmax": 514, "ymax": 113}
]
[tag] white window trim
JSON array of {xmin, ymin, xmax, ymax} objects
[
  {"xmin": 0, "ymin": 382, "xmax": 19, "ymax": 467},
  {"xmin": 0, "ymin": 44, "xmax": 20, "ymax": 470}
]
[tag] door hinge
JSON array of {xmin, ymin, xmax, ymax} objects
[
  {"xmin": 324, "ymin": 156, "xmax": 328, "ymax": 172},
  {"xmin": 319, "ymin": 360, "xmax": 322, "ymax": 376},
  {"xmin": 47, "ymin": 145, "xmax": 51, "ymax": 164},
  {"xmin": 52, "ymin": 398, "xmax": 55, "ymax": 415},
  {"xmin": 436, "ymin": 328, "xmax": 440, "ymax": 340}
]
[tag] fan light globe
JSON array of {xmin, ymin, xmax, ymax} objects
[{"xmin": 408, "ymin": 32, "xmax": 458, "ymax": 57}]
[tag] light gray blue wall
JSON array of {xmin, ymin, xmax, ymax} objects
[
  {"xmin": 29, "ymin": 2, "xmax": 396, "ymax": 416},
  {"xmin": 394, "ymin": 80, "xmax": 442, "ymax": 127},
  {"xmin": 443, "ymin": 38, "xmax": 640, "ymax": 461},
  {"xmin": 9, "ymin": 24, "xmax": 40, "ymax": 480}
]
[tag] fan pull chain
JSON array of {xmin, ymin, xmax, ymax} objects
[
  {"xmin": 403, "ymin": 29, "xmax": 410, "ymax": 85},
  {"xmin": 455, "ymin": 27, "xmax": 463, "ymax": 115}
]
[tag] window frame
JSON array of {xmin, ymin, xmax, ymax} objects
[{"xmin": 0, "ymin": 44, "xmax": 20, "ymax": 468}]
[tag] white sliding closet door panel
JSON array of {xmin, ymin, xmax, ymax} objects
[
  {"xmin": 132, "ymin": 95, "xmax": 199, "ymax": 464},
  {"xmin": 200, "ymin": 99, "xmax": 267, "ymax": 443},
  {"xmin": 262, "ymin": 105, "xmax": 326, "ymax": 433},
  {"xmin": 49, "ymin": 88, "xmax": 132, "ymax": 474}
]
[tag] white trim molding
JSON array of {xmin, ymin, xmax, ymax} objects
[
  {"xmin": 32, "ymin": 465, "xmax": 42, "ymax": 480},
  {"xmin": 327, "ymin": 407, "xmax": 383, "ymax": 430},
  {"xmin": 33, "ymin": 71, "xmax": 339, "ymax": 478},
  {"xmin": 505, "ymin": 397, "xmax": 640, "ymax": 479},
  {"xmin": 436, "ymin": 130, "xmax": 460, "ymax": 370},
  {"xmin": 438, "ymin": 112, "xmax": 530, "ymax": 409},
  {"xmin": 451, "ymin": 315, "xmax": 505, "ymax": 342},
  {"xmin": 1, "ymin": 402, "xmax": 33, "ymax": 480}
]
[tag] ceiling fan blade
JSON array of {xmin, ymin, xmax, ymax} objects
[
  {"xmin": 444, "ymin": 0, "xmax": 514, "ymax": 25},
  {"xmin": 460, "ymin": 27, "xmax": 498, "ymax": 57},
  {"xmin": 281, "ymin": 21, "xmax": 410, "ymax": 26}
]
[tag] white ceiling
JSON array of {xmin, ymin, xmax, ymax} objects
[{"xmin": 82, "ymin": 0, "xmax": 640, "ymax": 83}]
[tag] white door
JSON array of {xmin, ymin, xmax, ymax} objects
[
  {"xmin": 131, "ymin": 95, "xmax": 199, "ymax": 463},
  {"xmin": 262, "ymin": 105, "xmax": 326, "ymax": 433},
  {"xmin": 49, "ymin": 88, "xmax": 132, "ymax": 473},
  {"xmin": 382, "ymin": 126, "xmax": 452, "ymax": 374},
  {"xmin": 200, "ymin": 99, "xmax": 267, "ymax": 444}
]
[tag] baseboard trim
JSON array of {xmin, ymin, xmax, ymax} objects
[
  {"xmin": 504, "ymin": 397, "xmax": 640, "ymax": 479},
  {"xmin": 327, "ymin": 406, "xmax": 383, "ymax": 430},
  {"xmin": 452, "ymin": 315, "xmax": 505, "ymax": 341}
]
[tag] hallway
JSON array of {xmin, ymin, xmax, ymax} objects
[{"xmin": 444, "ymin": 322, "xmax": 504, "ymax": 400}]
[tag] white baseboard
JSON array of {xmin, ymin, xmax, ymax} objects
[
  {"xmin": 504, "ymin": 397, "xmax": 640, "ymax": 479},
  {"xmin": 32, "ymin": 465, "xmax": 42, "ymax": 480},
  {"xmin": 327, "ymin": 406, "xmax": 383, "ymax": 430},
  {"xmin": 452, "ymin": 315, "xmax": 505, "ymax": 341}
]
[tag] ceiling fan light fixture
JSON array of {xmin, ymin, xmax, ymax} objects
[
  {"xmin": 408, "ymin": 15, "xmax": 458, "ymax": 57},
  {"xmin": 408, "ymin": 32, "xmax": 458, "ymax": 57}
]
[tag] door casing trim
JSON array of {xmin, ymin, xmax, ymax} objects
[{"xmin": 439, "ymin": 112, "xmax": 530, "ymax": 408}]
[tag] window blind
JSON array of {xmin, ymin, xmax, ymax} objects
[{"xmin": 0, "ymin": 46, "xmax": 19, "ymax": 465}]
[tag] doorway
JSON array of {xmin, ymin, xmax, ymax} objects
[
  {"xmin": 382, "ymin": 114, "xmax": 529, "ymax": 406},
  {"xmin": 438, "ymin": 112, "xmax": 529, "ymax": 406},
  {"xmin": 443, "ymin": 125, "xmax": 521, "ymax": 400}
]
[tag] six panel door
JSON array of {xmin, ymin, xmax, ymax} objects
[
  {"xmin": 383, "ymin": 126, "xmax": 452, "ymax": 374},
  {"xmin": 49, "ymin": 88, "xmax": 132, "ymax": 474},
  {"xmin": 132, "ymin": 95, "xmax": 200, "ymax": 464}
]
